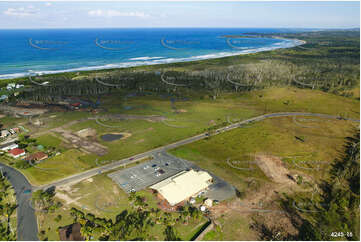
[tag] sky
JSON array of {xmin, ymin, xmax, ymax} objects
[{"xmin": 0, "ymin": 1, "xmax": 359, "ymax": 29}]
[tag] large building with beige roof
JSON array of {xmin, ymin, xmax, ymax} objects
[{"xmin": 150, "ymin": 169, "xmax": 213, "ymax": 206}]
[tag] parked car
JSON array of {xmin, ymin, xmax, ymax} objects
[{"xmin": 23, "ymin": 189, "xmax": 31, "ymax": 194}]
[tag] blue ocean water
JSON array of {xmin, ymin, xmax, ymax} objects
[{"xmin": 0, "ymin": 28, "xmax": 303, "ymax": 79}]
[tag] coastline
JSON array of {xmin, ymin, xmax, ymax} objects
[{"xmin": 0, "ymin": 37, "xmax": 305, "ymax": 81}]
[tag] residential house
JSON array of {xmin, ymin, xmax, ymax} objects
[
  {"xmin": 25, "ymin": 152, "xmax": 48, "ymax": 163},
  {"xmin": 8, "ymin": 148, "xmax": 26, "ymax": 158},
  {"xmin": 0, "ymin": 141, "xmax": 18, "ymax": 151}
]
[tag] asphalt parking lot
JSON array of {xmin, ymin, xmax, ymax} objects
[
  {"xmin": 108, "ymin": 152, "xmax": 236, "ymax": 202},
  {"xmin": 108, "ymin": 152, "xmax": 191, "ymax": 193}
]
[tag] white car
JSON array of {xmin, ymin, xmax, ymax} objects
[
  {"xmin": 143, "ymin": 165, "xmax": 150, "ymax": 169},
  {"xmin": 154, "ymin": 167, "xmax": 160, "ymax": 171}
]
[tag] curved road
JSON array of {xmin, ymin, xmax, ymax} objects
[
  {"xmin": 0, "ymin": 163, "xmax": 38, "ymax": 240},
  {"xmin": 3, "ymin": 112, "xmax": 359, "ymax": 241},
  {"xmin": 38, "ymin": 112, "xmax": 359, "ymax": 191}
]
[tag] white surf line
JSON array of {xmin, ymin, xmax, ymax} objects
[{"xmin": 4, "ymin": 36, "xmax": 307, "ymax": 81}]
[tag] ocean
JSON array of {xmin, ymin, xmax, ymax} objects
[{"xmin": 0, "ymin": 28, "xmax": 303, "ymax": 79}]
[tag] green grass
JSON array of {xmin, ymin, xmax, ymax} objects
[
  {"xmin": 169, "ymin": 116, "xmax": 356, "ymax": 192},
  {"xmin": 36, "ymin": 134, "xmax": 64, "ymax": 149},
  {"xmin": 66, "ymin": 95, "xmax": 258, "ymax": 165},
  {"xmin": 36, "ymin": 168, "xmax": 207, "ymax": 240},
  {"xmin": 0, "ymin": 115, "xmax": 27, "ymax": 128},
  {"xmin": 22, "ymin": 149, "xmax": 92, "ymax": 186},
  {"xmin": 203, "ymin": 214, "xmax": 258, "ymax": 241},
  {"xmin": 14, "ymin": 86, "xmax": 359, "ymax": 186},
  {"xmin": 168, "ymin": 111, "xmax": 357, "ymax": 240}
]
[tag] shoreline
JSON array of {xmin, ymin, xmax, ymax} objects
[{"xmin": 0, "ymin": 38, "xmax": 305, "ymax": 81}]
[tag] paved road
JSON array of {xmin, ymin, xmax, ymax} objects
[
  {"xmin": 0, "ymin": 163, "xmax": 38, "ymax": 241},
  {"xmin": 2, "ymin": 111, "xmax": 358, "ymax": 240},
  {"xmin": 37, "ymin": 112, "xmax": 359, "ymax": 191}
]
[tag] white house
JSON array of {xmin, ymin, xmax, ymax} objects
[{"xmin": 0, "ymin": 142, "xmax": 18, "ymax": 151}]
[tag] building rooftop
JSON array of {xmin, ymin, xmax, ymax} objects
[
  {"xmin": 150, "ymin": 169, "xmax": 212, "ymax": 206},
  {"xmin": 9, "ymin": 148, "xmax": 25, "ymax": 156},
  {"xmin": 25, "ymin": 152, "xmax": 48, "ymax": 161}
]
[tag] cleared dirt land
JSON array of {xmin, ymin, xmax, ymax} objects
[{"xmin": 170, "ymin": 114, "xmax": 358, "ymax": 240}]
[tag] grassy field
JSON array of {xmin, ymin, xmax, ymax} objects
[
  {"xmin": 169, "ymin": 114, "xmax": 357, "ymax": 239},
  {"xmin": 203, "ymin": 214, "xmax": 258, "ymax": 241},
  {"xmin": 170, "ymin": 115, "xmax": 357, "ymax": 192},
  {"xmin": 22, "ymin": 149, "xmax": 92, "ymax": 186},
  {"xmin": 15, "ymin": 86, "xmax": 359, "ymax": 186},
  {"xmin": 36, "ymin": 168, "xmax": 208, "ymax": 240},
  {"xmin": 32, "ymin": 86, "xmax": 359, "ymax": 238},
  {"xmin": 36, "ymin": 134, "xmax": 64, "ymax": 150}
]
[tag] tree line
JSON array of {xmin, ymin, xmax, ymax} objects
[
  {"xmin": 62, "ymin": 192, "xmax": 203, "ymax": 241},
  {"xmin": 13, "ymin": 30, "xmax": 359, "ymax": 102}
]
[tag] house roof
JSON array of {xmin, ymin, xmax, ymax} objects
[
  {"xmin": 9, "ymin": 148, "xmax": 25, "ymax": 156},
  {"xmin": 26, "ymin": 152, "xmax": 48, "ymax": 161},
  {"xmin": 150, "ymin": 169, "xmax": 212, "ymax": 206},
  {"xmin": 0, "ymin": 142, "xmax": 17, "ymax": 149}
]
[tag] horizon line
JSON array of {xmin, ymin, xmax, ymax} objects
[{"xmin": 0, "ymin": 26, "xmax": 359, "ymax": 30}]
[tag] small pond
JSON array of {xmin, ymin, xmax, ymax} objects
[{"xmin": 101, "ymin": 134, "xmax": 124, "ymax": 142}]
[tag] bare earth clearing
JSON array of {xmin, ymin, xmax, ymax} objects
[{"xmin": 209, "ymin": 154, "xmax": 314, "ymax": 238}]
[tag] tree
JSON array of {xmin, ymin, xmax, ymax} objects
[
  {"xmin": 163, "ymin": 226, "xmax": 180, "ymax": 241},
  {"xmin": 54, "ymin": 214, "xmax": 62, "ymax": 223}
]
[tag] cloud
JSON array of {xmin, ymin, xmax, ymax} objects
[
  {"xmin": 88, "ymin": 9, "xmax": 150, "ymax": 18},
  {"xmin": 3, "ymin": 7, "xmax": 38, "ymax": 17}
]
